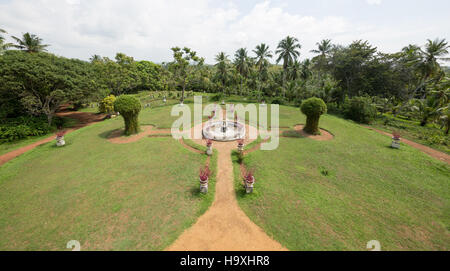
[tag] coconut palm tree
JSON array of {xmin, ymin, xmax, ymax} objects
[
  {"xmin": 288, "ymin": 60, "xmax": 301, "ymax": 81},
  {"xmin": 253, "ymin": 43, "xmax": 272, "ymax": 99},
  {"xmin": 0, "ymin": 28, "xmax": 13, "ymax": 54},
  {"xmin": 311, "ymin": 39, "xmax": 333, "ymax": 56},
  {"xmin": 420, "ymin": 38, "xmax": 450, "ymax": 80},
  {"xmin": 275, "ymin": 36, "xmax": 301, "ymax": 86},
  {"xmin": 310, "ymin": 39, "xmax": 332, "ymax": 81},
  {"xmin": 214, "ymin": 52, "xmax": 230, "ymax": 94},
  {"xmin": 11, "ymin": 32, "xmax": 49, "ymax": 53},
  {"xmin": 234, "ymin": 48, "xmax": 250, "ymax": 93},
  {"xmin": 409, "ymin": 96, "xmax": 440, "ymax": 126},
  {"xmin": 253, "ymin": 43, "xmax": 272, "ymax": 71},
  {"xmin": 299, "ymin": 59, "xmax": 312, "ymax": 81}
]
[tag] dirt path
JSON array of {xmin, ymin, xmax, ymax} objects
[
  {"xmin": 363, "ymin": 126, "xmax": 450, "ymax": 165},
  {"xmin": 0, "ymin": 111, "xmax": 105, "ymax": 166},
  {"xmin": 166, "ymin": 110, "xmax": 287, "ymax": 251}
]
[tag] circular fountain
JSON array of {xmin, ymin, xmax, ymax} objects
[{"xmin": 203, "ymin": 120, "xmax": 246, "ymax": 142}]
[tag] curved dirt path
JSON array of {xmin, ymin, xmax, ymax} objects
[
  {"xmin": 166, "ymin": 111, "xmax": 287, "ymax": 251},
  {"xmin": 0, "ymin": 111, "xmax": 105, "ymax": 167},
  {"xmin": 363, "ymin": 126, "xmax": 450, "ymax": 165}
]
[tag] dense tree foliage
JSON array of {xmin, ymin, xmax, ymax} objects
[
  {"xmin": 0, "ymin": 51, "xmax": 96, "ymax": 124},
  {"xmin": 0, "ymin": 27, "xmax": 448, "ymax": 142}
]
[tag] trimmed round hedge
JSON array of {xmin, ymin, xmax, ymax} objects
[
  {"xmin": 300, "ymin": 97, "xmax": 327, "ymax": 135},
  {"xmin": 114, "ymin": 95, "xmax": 142, "ymax": 135}
]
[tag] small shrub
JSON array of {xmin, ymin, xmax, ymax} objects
[
  {"xmin": 319, "ymin": 166, "xmax": 330, "ymax": 176},
  {"xmin": 0, "ymin": 116, "xmax": 53, "ymax": 142},
  {"xmin": 114, "ymin": 95, "xmax": 142, "ymax": 135},
  {"xmin": 343, "ymin": 96, "xmax": 377, "ymax": 124},
  {"xmin": 300, "ymin": 97, "xmax": 327, "ymax": 135},
  {"xmin": 99, "ymin": 95, "xmax": 116, "ymax": 114}
]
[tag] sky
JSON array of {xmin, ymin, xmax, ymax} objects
[{"xmin": 0, "ymin": 0, "xmax": 449, "ymax": 64}]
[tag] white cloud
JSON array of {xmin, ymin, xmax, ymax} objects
[
  {"xmin": 0, "ymin": 0, "xmax": 446, "ymax": 63},
  {"xmin": 366, "ymin": 0, "xmax": 382, "ymax": 5}
]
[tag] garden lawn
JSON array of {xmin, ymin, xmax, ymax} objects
[
  {"xmin": 0, "ymin": 110, "xmax": 215, "ymax": 250},
  {"xmin": 234, "ymin": 111, "xmax": 450, "ymax": 250}
]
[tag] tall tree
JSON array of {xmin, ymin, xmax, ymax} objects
[
  {"xmin": 253, "ymin": 43, "xmax": 272, "ymax": 71},
  {"xmin": 0, "ymin": 28, "xmax": 13, "ymax": 54},
  {"xmin": 11, "ymin": 33, "xmax": 49, "ymax": 53},
  {"xmin": 234, "ymin": 48, "xmax": 250, "ymax": 94},
  {"xmin": 253, "ymin": 43, "xmax": 272, "ymax": 98},
  {"xmin": 276, "ymin": 36, "xmax": 301, "ymax": 86},
  {"xmin": 420, "ymin": 38, "xmax": 450, "ymax": 80},
  {"xmin": 214, "ymin": 52, "xmax": 230, "ymax": 94},
  {"xmin": 310, "ymin": 39, "xmax": 332, "ymax": 82},
  {"xmin": 0, "ymin": 51, "xmax": 96, "ymax": 124},
  {"xmin": 170, "ymin": 47, "xmax": 204, "ymax": 103}
]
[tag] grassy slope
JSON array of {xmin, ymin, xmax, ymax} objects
[
  {"xmin": 0, "ymin": 110, "xmax": 215, "ymax": 250},
  {"xmin": 0, "ymin": 117, "xmax": 79, "ymax": 156},
  {"xmin": 234, "ymin": 106, "xmax": 450, "ymax": 251},
  {"xmin": 369, "ymin": 114, "xmax": 449, "ymax": 154}
]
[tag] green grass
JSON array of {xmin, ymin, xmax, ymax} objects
[
  {"xmin": 0, "ymin": 134, "xmax": 52, "ymax": 156},
  {"xmin": 1, "ymin": 100, "xmax": 449, "ymax": 251},
  {"xmin": 0, "ymin": 116, "xmax": 79, "ymax": 156},
  {"xmin": 370, "ymin": 114, "xmax": 449, "ymax": 154},
  {"xmin": 234, "ymin": 112, "xmax": 449, "ymax": 250},
  {"xmin": 0, "ymin": 110, "xmax": 216, "ymax": 250}
]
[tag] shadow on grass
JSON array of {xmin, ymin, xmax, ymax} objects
[
  {"xmin": 281, "ymin": 130, "xmax": 305, "ymax": 138},
  {"xmin": 98, "ymin": 129, "xmax": 121, "ymax": 139}
]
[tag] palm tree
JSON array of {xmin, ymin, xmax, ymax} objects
[
  {"xmin": 310, "ymin": 39, "xmax": 333, "ymax": 56},
  {"xmin": 299, "ymin": 59, "xmax": 312, "ymax": 80},
  {"xmin": 253, "ymin": 43, "xmax": 272, "ymax": 99},
  {"xmin": 234, "ymin": 48, "xmax": 250, "ymax": 94},
  {"xmin": 310, "ymin": 39, "xmax": 332, "ymax": 81},
  {"xmin": 214, "ymin": 52, "xmax": 230, "ymax": 94},
  {"xmin": 421, "ymin": 38, "xmax": 450, "ymax": 80},
  {"xmin": 0, "ymin": 28, "xmax": 13, "ymax": 54},
  {"xmin": 253, "ymin": 43, "xmax": 272, "ymax": 71},
  {"xmin": 11, "ymin": 32, "xmax": 49, "ymax": 53},
  {"xmin": 288, "ymin": 60, "xmax": 301, "ymax": 81},
  {"xmin": 275, "ymin": 36, "xmax": 301, "ymax": 86},
  {"xmin": 409, "ymin": 96, "xmax": 440, "ymax": 126}
]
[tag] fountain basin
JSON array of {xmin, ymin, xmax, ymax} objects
[{"xmin": 203, "ymin": 120, "xmax": 246, "ymax": 142}]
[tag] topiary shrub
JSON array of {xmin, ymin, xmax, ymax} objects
[
  {"xmin": 114, "ymin": 95, "xmax": 142, "ymax": 135},
  {"xmin": 300, "ymin": 97, "xmax": 327, "ymax": 135},
  {"xmin": 343, "ymin": 96, "xmax": 377, "ymax": 124},
  {"xmin": 99, "ymin": 95, "xmax": 116, "ymax": 114}
]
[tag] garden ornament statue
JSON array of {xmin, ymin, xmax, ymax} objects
[
  {"xmin": 391, "ymin": 131, "xmax": 401, "ymax": 149},
  {"xmin": 56, "ymin": 130, "xmax": 66, "ymax": 147},
  {"xmin": 199, "ymin": 166, "xmax": 210, "ymax": 194}
]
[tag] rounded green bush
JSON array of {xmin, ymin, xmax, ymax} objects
[
  {"xmin": 300, "ymin": 97, "xmax": 327, "ymax": 135},
  {"xmin": 99, "ymin": 95, "xmax": 116, "ymax": 114},
  {"xmin": 343, "ymin": 96, "xmax": 377, "ymax": 124},
  {"xmin": 114, "ymin": 95, "xmax": 142, "ymax": 135}
]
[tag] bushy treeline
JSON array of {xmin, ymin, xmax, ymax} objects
[{"xmin": 0, "ymin": 29, "xmax": 449, "ymax": 143}]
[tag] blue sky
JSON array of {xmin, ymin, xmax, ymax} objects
[{"xmin": 0, "ymin": 0, "xmax": 449, "ymax": 63}]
